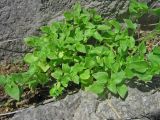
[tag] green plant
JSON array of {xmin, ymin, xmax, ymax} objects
[{"xmin": 0, "ymin": 1, "xmax": 160, "ymax": 101}]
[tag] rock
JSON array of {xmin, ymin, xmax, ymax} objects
[{"xmin": 11, "ymin": 78, "xmax": 160, "ymax": 120}]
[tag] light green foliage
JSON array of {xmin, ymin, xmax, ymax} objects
[{"xmin": 0, "ymin": 1, "xmax": 160, "ymax": 100}]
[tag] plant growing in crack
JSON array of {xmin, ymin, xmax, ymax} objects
[{"xmin": 0, "ymin": 0, "xmax": 160, "ymax": 101}]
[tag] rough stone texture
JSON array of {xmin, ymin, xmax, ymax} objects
[
  {"xmin": 11, "ymin": 78, "xmax": 160, "ymax": 120},
  {"xmin": 0, "ymin": 0, "xmax": 130, "ymax": 62}
]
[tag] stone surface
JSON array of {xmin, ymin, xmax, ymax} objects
[{"xmin": 11, "ymin": 79, "xmax": 160, "ymax": 120}]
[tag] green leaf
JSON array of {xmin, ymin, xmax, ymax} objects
[
  {"xmin": 111, "ymin": 71, "xmax": 125, "ymax": 84},
  {"xmin": 86, "ymin": 82, "xmax": 104, "ymax": 94},
  {"xmin": 51, "ymin": 69, "xmax": 63, "ymax": 80},
  {"xmin": 85, "ymin": 57, "xmax": 97, "ymax": 69},
  {"xmin": 147, "ymin": 53, "xmax": 160, "ymax": 65},
  {"xmin": 61, "ymin": 75, "xmax": 70, "ymax": 87},
  {"xmin": 50, "ymin": 82, "xmax": 64, "ymax": 97},
  {"xmin": 40, "ymin": 26, "xmax": 51, "ymax": 34},
  {"xmin": 124, "ymin": 19, "xmax": 137, "ymax": 30},
  {"xmin": 73, "ymin": 3, "xmax": 81, "ymax": 16},
  {"xmin": 64, "ymin": 11, "xmax": 73, "ymax": 21},
  {"xmin": 136, "ymin": 73, "xmax": 152, "ymax": 82},
  {"xmin": 75, "ymin": 28, "xmax": 84, "ymax": 41},
  {"xmin": 38, "ymin": 62, "xmax": 50, "ymax": 72},
  {"xmin": 5, "ymin": 83, "xmax": 21, "ymax": 101},
  {"xmin": 109, "ymin": 20, "xmax": 121, "ymax": 33},
  {"xmin": 86, "ymin": 22, "xmax": 95, "ymax": 29},
  {"xmin": 107, "ymin": 81, "xmax": 117, "ymax": 94},
  {"xmin": 138, "ymin": 41, "xmax": 146, "ymax": 54},
  {"xmin": 117, "ymin": 84, "xmax": 128, "ymax": 98},
  {"xmin": 24, "ymin": 36, "xmax": 39, "ymax": 47},
  {"xmin": 97, "ymin": 25, "xmax": 110, "ymax": 31},
  {"xmin": 71, "ymin": 74, "xmax": 80, "ymax": 84},
  {"xmin": 71, "ymin": 63, "xmax": 84, "ymax": 74},
  {"xmin": 84, "ymin": 29, "xmax": 95, "ymax": 38},
  {"xmin": 103, "ymin": 51, "xmax": 115, "ymax": 68},
  {"xmin": 80, "ymin": 69, "xmax": 90, "ymax": 80},
  {"xmin": 76, "ymin": 43, "xmax": 86, "ymax": 53},
  {"xmin": 62, "ymin": 64, "xmax": 70, "ymax": 73},
  {"xmin": 24, "ymin": 53, "xmax": 38, "ymax": 64},
  {"xmin": 153, "ymin": 47, "xmax": 160, "ymax": 55},
  {"xmin": 127, "ymin": 61, "xmax": 149, "ymax": 73},
  {"xmin": 93, "ymin": 31, "xmax": 103, "ymax": 41},
  {"xmin": 92, "ymin": 72, "xmax": 108, "ymax": 84},
  {"xmin": 89, "ymin": 46, "xmax": 104, "ymax": 55},
  {"xmin": 125, "ymin": 69, "xmax": 135, "ymax": 79}
]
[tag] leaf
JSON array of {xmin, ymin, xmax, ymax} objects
[
  {"xmin": 124, "ymin": 19, "xmax": 137, "ymax": 30},
  {"xmin": 86, "ymin": 82, "xmax": 104, "ymax": 94},
  {"xmin": 24, "ymin": 36, "xmax": 39, "ymax": 47},
  {"xmin": 24, "ymin": 53, "xmax": 38, "ymax": 64},
  {"xmin": 40, "ymin": 26, "xmax": 51, "ymax": 34},
  {"xmin": 84, "ymin": 29, "xmax": 95, "ymax": 38},
  {"xmin": 64, "ymin": 11, "xmax": 73, "ymax": 21},
  {"xmin": 85, "ymin": 57, "xmax": 97, "ymax": 69},
  {"xmin": 61, "ymin": 75, "xmax": 70, "ymax": 87},
  {"xmin": 96, "ymin": 56, "xmax": 104, "ymax": 67},
  {"xmin": 86, "ymin": 22, "xmax": 95, "ymax": 29},
  {"xmin": 80, "ymin": 69, "xmax": 90, "ymax": 80},
  {"xmin": 107, "ymin": 81, "xmax": 117, "ymax": 94},
  {"xmin": 153, "ymin": 47, "xmax": 160, "ymax": 55},
  {"xmin": 51, "ymin": 69, "xmax": 63, "ymax": 80},
  {"xmin": 117, "ymin": 84, "xmax": 128, "ymax": 98},
  {"xmin": 50, "ymin": 82, "xmax": 64, "ymax": 97},
  {"xmin": 71, "ymin": 63, "xmax": 84, "ymax": 74},
  {"xmin": 5, "ymin": 83, "xmax": 21, "ymax": 101},
  {"xmin": 147, "ymin": 53, "xmax": 160, "ymax": 65},
  {"xmin": 92, "ymin": 72, "xmax": 108, "ymax": 84},
  {"xmin": 128, "ymin": 36, "xmax": 135, "ymax": 49},
  {"xmin": 76, "ymin": 43, "xmax": 86, "ymax": 53},
  {"xmin": 103, "ymin": 51, "xmax": 115, "ymax": 68},
  {"xmin": 62, "ymin": 64, "xmax": 70, "ymax": 73},
  {"xmin": 120, "ymin": 39, "xmax": 128, "ymax": 52},
  {"xmin": 93, "ymin": 31, "xmax": 103, "ymax": 41},
  {"xmin": 127, "ymin": 61, "xmax": 149, "ymax": 73},
  {"xmin": 89, "ymin": 46, "xmax": 104, "ymax": 55},
  {"xmin": 125, "ymin": 69, "xmax": 135, "ymax": 79},
  {"xmin": 38, "ymin": 62, "xmax": 50, "ymax": 72},
  {"xmin": 136, "ymin": 73, "xmax": 152, "ymax": 82},
  {"xmin": 109, "ymin": 20, "xmax": 121, "ymax": 33},
  {"xmin": 73, "ymin": 3, "xmax": 81, "ymax": 16},
  {"xmin": 97, "ymin": 25, "xmax": 110, "ymax": 31},
  {"xmin": 138, "ymin": 41, "xmax": 146, "ymax": 54},
  {"xmin": 75, "ymin": 28, "xmax": 84, "ymax": 41},
  {"xmin": 111, "ymin": 71, "xmax": 125, "ymax": 84},
  {"xmin": 71, "ymin": 74, "xmax": 80, "ymax": 84}
]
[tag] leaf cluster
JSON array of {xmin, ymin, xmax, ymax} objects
[{"xmin": 0, "ymin": 1, "xmax": 160, "ymax": 100}]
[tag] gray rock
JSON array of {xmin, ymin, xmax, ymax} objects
[{"xmin": 11, "ymin": 84, "xmax": 160, "ymax": 120}]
